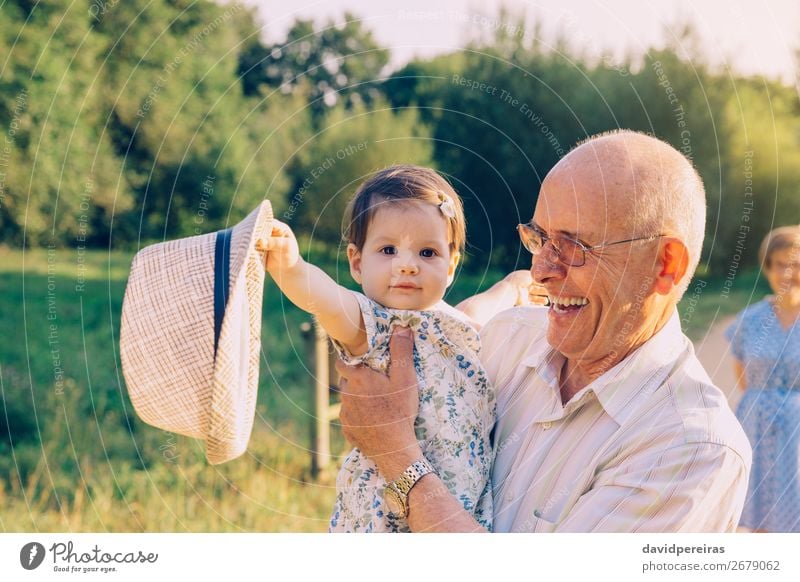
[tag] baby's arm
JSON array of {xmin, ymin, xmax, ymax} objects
[
  {"xmin": 259, "ymin": 220, "xmax": 367, "ymax": 353},
  {"xmin": 455, "ymin": 270, "xmax": 547, "ymax": 327}
]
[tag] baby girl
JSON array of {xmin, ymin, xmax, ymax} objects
[{"xmin": 261, "ymin": 165, "xmax": 532, "ymax": 532}]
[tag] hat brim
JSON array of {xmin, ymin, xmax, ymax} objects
[
  {"xmin": 206, "ymin": 201, "xmax": 273, "ymax": 464},
  {"xmin": 120, "ymin": 201, "xmax": 273, "ymax": 466}
]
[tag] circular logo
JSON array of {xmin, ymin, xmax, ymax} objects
[{"xmin": 20, "ymin": 542, "xmax": 46, "ymax": 570}]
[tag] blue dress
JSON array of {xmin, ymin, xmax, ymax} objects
[{"xmin": 726, "ymin": 299, "xmax": 800, "ymax": 532}]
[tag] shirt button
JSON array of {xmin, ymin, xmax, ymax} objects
[
  {"xmin": 533, "ymin": 509, "xmax": 542, "ymax": 518},
  {"xmin": 506, "ymin": 492, "xmax": 514, "ymax": 502},
  {"xmin": 542, "ymin": 421, "xmax": 552, "ymax": 429}
]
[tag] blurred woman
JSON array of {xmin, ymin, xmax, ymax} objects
[{"xmin": 726, "ymin": 226, "xmax": 800, "ymax": 532}]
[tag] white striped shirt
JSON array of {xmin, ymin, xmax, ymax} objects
[{"xmin": 481, "ymin": 307, "xmax": 752, "ymax": 532}]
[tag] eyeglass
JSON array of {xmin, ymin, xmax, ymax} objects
[{"xmin": 517, "ymin": 222, "xmax": 665, "ymax": 267}]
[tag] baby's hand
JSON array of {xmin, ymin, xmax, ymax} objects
[
  {"xmin": 503, "ymin": 270, "xmax": 548, "ymax": 306},
  {"xmin": 257, "ymin": 220, "xmax": 301, "ymax": 275}
]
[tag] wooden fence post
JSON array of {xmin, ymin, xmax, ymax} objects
[{"xmin": 301, "ymin": 320, "xmax": 342, "ymax": 478}]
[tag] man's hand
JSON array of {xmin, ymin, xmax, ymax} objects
[
  {"xmin": 336, "ymin": 326, "xmax": 422, "ymax": 481},
  {"xmin": 256, "ymin": 220, "xmax": 301, "ymax": 276},
  {"xmin": 337, "ymin": 326, "xmax": 487, "ymax": 533}
]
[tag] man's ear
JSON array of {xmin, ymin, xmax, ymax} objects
[
  {"xmin": 446, "ymin": 251, "xmax": 461, "ymax": 286},
  {"xmin": 347, "ymin": 243, "xmax": 363, "ymax": 284},
  {"xmin": 654, "ymin": 238, "xmax": 689, "ymax": 295}
]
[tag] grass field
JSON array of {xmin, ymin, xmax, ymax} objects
[
  {"xmin": 0, "ymin": 245, "xmax": 768, "ymax": 531},
  {"xmin": 0, "ymin": 245, "xmax": 513, "ymax": 532}
]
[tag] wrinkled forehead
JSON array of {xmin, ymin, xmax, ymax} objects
[{"xmin": 532, "ymin": 156, "xmax": 636, "ymax": 241}]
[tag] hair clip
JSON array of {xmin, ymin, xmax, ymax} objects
[{"xmin": 438, "ymin": 192, "xmax": 456, "ymax": 219}]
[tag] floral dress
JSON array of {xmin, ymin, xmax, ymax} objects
[
  {"xmin": 726, "ymin": 298, "xmax": 800, "ymax": 532},
  {"xmin": 328, "ymin": 292, "xmax": 495, "ymax": 532}
]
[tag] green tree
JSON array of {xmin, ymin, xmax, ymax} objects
[
  {"xmin": 719, "ymin": 80, "xmax": 800, "ymax": 270},
  {"xmin": 0, "ymin": 0, "xmax": 133, "ymax": 246},
  {"xmin": 94, "ymin": 0, "xmax": 311, "ymax": 242},
  {"xmin": 238, "ymin": 13, "xmax": 389, "ymax": 122},
  {"xmin": 0, "ymin": 0, "xmax": 314, "ymax": 246}
]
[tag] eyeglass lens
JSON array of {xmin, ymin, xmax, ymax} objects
[{"xmin": 520, "ymin": 226, "xmax": 584, "ymax": 266}]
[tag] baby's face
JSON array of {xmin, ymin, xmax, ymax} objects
[{"xmin": 348, "ymin": 202, "xmax": 459, "ymax": 310}]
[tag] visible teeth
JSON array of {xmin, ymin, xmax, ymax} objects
[{"xmin": 548, "ymin": 296, "xmax": 588, "ymax": 307}]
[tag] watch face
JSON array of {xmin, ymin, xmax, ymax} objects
[{"xmin": 384, "ymin": 488, "xmax": 404, "ymax": 517}]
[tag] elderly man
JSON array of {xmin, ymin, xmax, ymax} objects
[{"xmin": 336, "ymin": 130, "xmax": 752, "ymax": 532}]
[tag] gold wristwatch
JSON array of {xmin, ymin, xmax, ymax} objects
[{"xmin": 384, "ymin": 458, "xmax": 437, "ymax": 519}]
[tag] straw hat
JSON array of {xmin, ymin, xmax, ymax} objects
[{"xmin": 120, "ymin": 201, "xmax": 273, "ymax": 464}]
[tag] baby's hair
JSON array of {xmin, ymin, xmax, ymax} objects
[{"xmin": 343, "ymin": 165, "xmax": 466, "ymax": 255}]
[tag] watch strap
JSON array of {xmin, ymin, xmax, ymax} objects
[{"xmin": 386, "ymin": 457, "xmax": 436, "ymax": 517}]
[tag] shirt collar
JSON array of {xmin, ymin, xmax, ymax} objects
[
  {"xmin": 591, "ymin": 311, "xmax": 687, "ymax": 424},
  {"xmin": 519, "ymin": 310, "xmax": 687, "ymax": 425}
]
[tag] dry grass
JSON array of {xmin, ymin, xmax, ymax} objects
[{"xmin": 0, "ymin": 425, "xmax": 342, "ymax": 532}]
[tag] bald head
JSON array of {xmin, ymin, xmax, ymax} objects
[{"xmin": 544, "ymin": 130, "xmax": 706, "ymax": 297}]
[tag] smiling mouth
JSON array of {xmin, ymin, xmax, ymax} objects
[{"xmin": 548, "ymin": 295, "xmax": 589, "ymax": 314}]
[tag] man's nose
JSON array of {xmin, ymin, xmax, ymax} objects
[{"xmin": 531, "ymin": 247, "xmax": 564, "ymax": 283}]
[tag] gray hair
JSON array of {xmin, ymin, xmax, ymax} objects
[{"xmin": 637, "ymin": 156, "xmax": 706, "ymax": 299}]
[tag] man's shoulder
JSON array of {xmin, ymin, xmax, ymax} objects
[
  {"xmin": 654, "ymin": 349, "xmax": 752, "ymax": 464},
  {"xmin": 482, "ymin": 306, "xmax": 549, "ymax": 337},
  {"xmin": 610, "ymin": 358, "xmax": 752, "ymax": 481}
]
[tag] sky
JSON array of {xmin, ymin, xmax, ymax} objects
[{"xmin": 241, "ymin": 0, "xmax": 799, "ymax": 84}]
